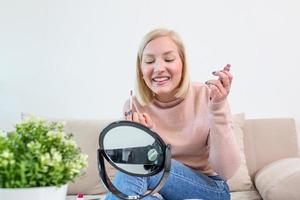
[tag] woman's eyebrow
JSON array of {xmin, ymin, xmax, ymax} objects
[
  {"xmin": 163, "ymin": 50, "xmax": 175, "ymax": 55},
  {"xmin": 143, "ymin": 54, "xmax": 155, "ymax": 57}
]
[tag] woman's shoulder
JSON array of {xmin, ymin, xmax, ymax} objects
[
  {"xmin": 191, "ymin": 82, "xmax": 210, "ymax": 94},
  {"xmin": 188, "ymin": 82, "xmax": 210, "ymax": 104}
]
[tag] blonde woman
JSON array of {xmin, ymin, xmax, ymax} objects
[{"xmin": 105, "ymin": 28, "xmax": 241, "ymax": 200}]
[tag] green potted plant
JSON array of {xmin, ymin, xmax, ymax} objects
[{"xmin": 0, "ymin": 116, "xmax": 88, "ymax": 200}]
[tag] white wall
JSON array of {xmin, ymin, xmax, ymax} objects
[{"xmin": 1, "ymin": 0, "xmax": 300, "ymax": 144}]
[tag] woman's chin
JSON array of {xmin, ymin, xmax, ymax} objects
[{"xmin": 153, "ymin": 89, "xmax": 170, "ymax": 96}]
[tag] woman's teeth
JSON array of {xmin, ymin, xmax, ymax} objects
[{"xmin": 152, "ymin": 77, "xmax": 170, "ymax": 82}]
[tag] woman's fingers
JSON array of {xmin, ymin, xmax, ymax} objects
[
  {"xmin": 212, "ymin": 85, "xmax": 224, "ymax": 101},
  {"xmin": 222, "ymin": 64, "xmax": 233, "ymax": 85},
  {"xmin": 138, "ymin": 113, "xmax": 147, "ymax": 126},
  {"xmin": 126, "ymin": 111, "xmax": 154, "ymax": 129},
  {"xmin": 206, "ymin": 79, "xmax": 227, "ymax": 95},
  {"xmin": 211, "ymin": 65, "xmax": 233, "ymax": 90},
  {"xmin": 206, "ymin": 75, "xmax": 230, "ymax": 102},
  {"xmin": 132, "ymin": 112, "xmax": 139, "ymax": 122},
  {"xmin": 142, "ymin": 112, "xmax": 154, "ymax": 129},
  {"xmin": 221, "ymin": 70, "xmax": 233, "ymax": 83},
  {"xmin": 205, "ymin": 64, "xmax": 233, "ymax": 103},
  {"xmin": 206, "ymin": 83, "xmax": 225, "ymax": 103},
  {"xmin": 224, "ymin": 64, "xmax": 231, "ymax": 71},
  {"xmin": 213, "ymin": 71, "xmax": 230, "ymax": 89},
  {"xmin": 125, "ymin": 111, "xmax": 132, "ymax": 121}
]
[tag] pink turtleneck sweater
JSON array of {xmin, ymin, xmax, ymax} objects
[{"xmin": 124, "ymin": 82, "xmax": 241, "ymax": 180}]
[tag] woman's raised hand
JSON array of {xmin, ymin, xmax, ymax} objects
[
  {"xmin": 205, "ymin": 64, "xmax": 233, "ymax": 103},
  {"xmin": 125, "ymin": 111, "xmax": 155, "ymax": 130}
]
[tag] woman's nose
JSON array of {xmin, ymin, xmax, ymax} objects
[{"xmin": 153, "ymin": 60, "xmax": 165, "ymax": 72}]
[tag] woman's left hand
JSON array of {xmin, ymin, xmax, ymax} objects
[{"xmin": 205, "ymin": 64, "xmax": 233, "ymax": 103}]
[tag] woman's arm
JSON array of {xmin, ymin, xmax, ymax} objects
[
  {"xmin": 205, "ymin": 64, "xmax": 241, "ymax": 180},
  {"xmin": 207, "ymin": 100, "xmax": 241, "ymax": 180}
]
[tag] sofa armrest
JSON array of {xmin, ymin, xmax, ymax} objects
[{"xmin": 254, "ymin": 157, "xmax": 300, "ymax": 200}]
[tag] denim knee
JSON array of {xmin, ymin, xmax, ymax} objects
[
  {"xmin": 105, "ymin": 171, "xmax": 164, "ymax": 200},
  {"xmin": 105, "ymin": 160, "xmax": 230, "ymax": 200},
  {"xmin": 148, "ymin": 159, "xmax": 230, "ymax": 200}
]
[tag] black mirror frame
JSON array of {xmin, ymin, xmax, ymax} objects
[
  {"xmin": 97, "ymin": 120, "xmax": 171, "ymax": 200},
  {"xmin": 99, "ymin": 120, "xmax": 165, "ymax": 176}
]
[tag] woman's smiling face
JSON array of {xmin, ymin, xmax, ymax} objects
[{"xmin": 141, "ymin": 36, "xmax": 183, "ymax": 102}]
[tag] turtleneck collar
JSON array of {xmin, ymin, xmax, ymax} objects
[{"xmin": 152, "ymin": 96, "xmax": 185, "ymax": 109}]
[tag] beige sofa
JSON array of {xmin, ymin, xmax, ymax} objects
[{"xmin": 64, "ymin": 115, "xmax": 300, "ymax": 200}]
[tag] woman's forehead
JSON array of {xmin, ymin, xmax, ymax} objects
[
  {"xmin": 143, "ymin": 37, "xmax": 178, "ymax": 56},
  {"xmin": 146, "ymin": 36, "xmax": 177, "ymax": 49}
]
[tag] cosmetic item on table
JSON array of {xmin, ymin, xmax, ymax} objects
[{"xmin": 76, "ymin": 193, "xmax": 84, "ymax": 200}]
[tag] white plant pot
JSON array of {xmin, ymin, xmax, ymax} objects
[{"xmin": 0, "ymin": 184, "xmax": 68, "ymax": 200}]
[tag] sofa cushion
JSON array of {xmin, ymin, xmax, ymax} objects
[
  {"xmin": 243, "ymin": 118, "xmax": 299, "ymax": 179},
  {"xmin": 227, "ymin": 113, "xmax": 254, "ymax": 192},
  {"xmin": 255, "ymin": 157, "xmax": 300, "ymax": 200},
  {"xmin": 230, "ymin": 190, "xmax": 262, "ymax": 200}
]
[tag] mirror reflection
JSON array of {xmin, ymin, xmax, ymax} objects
[{"xmin": 103, "ymin": 125, "xmax": 164, "ymax": 175}]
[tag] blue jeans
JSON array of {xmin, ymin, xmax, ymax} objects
[{"xmin": 105, "ymin": 160, "xmax": 230, "ymax": 200}]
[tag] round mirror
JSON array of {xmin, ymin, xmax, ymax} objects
[
  {"xmin": 102, "ymin": 124, "xmax": 164, "ymax": 175},
  {"xmin": 97, "ymin": 120, "xmax": 171, "ymax": 200}
]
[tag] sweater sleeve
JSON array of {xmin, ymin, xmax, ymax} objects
[{"xmin": 207, "ymin": 100, "xmax": 241, "ymax": 180}]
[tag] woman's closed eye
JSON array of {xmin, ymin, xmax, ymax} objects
[
  {"xmin": 145, "ymin": 60, "xmax": 154, "ymax": 64},
  {"xmin": 144, "ymin": 58, "xmax": 155, "ymax": 64},
  {"xmin": 165, "ymin": 58, "xmax": 175, "ymax": 62},
  {"xmin": 143, "ymin": 56, "xmax": 175, "ymax": 64}
]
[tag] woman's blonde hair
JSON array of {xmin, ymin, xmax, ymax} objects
[{"xmin": 135, "ymin": 28, "xmax": 190, "ymax": 106}]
